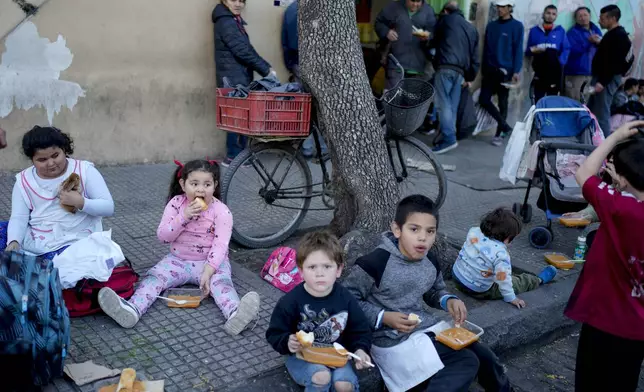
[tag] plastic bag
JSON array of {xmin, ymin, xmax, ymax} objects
[
  {"xmin": 52, "ymin": 230, "xmax": 125, "ymax": 289},
  {"xmin": 499, "ymin": 106, "xmax": 535, "ymax": 184}
]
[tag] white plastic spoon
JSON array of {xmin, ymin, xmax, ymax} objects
[{"xmin": 333, "ymin": 343, "xmax": 375, "ymax": 367}]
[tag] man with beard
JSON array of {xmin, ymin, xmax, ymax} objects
[
  {"xmin": 525, "ymin": 5, "xmax": 570, "ymax": 102},
  {"xmin": 588, "ymin": 5, "xmax": 633, "ymax": 136}
]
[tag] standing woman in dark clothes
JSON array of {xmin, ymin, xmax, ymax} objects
[{"xmin": 213, "ymin": 0, "xmax": 274, "ymax": 166}]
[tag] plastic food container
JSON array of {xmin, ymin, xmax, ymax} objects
[
  {"xmin": 164, "ymin": 288, "xmax": 203, "ymax": 308},
  {"xmin": 559, "ymin": 217, "xmax": 591, "ymax": 228},
  {"xmin": 544, "ymin": 253, "xmax": 574, "ymax": 270},
  {"xmin": 433, "ymin": 320, "xmax": 483, "ymax": 350}
]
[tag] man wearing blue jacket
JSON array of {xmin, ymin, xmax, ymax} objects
[
  {"xmin": 525, "ymin": 5, "xmax": 570, "ymax": 103},
  {"xmin": 564, "ymin": 7, "xmax": 602, "ymax": 101},
  {"xmin": 479, "ymin": 0, "xmax": 524, "ymax": 147}
]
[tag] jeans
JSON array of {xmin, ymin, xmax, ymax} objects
[
  {"xmin": 434, "ymin": 69, "xmax": 464, "ymax": 144},
  {"xmin": 285, "ymin": 355, "xmax": 359, "ymax": 392},
  {"xmin": 226, "ymin": 132, "xmax": 247, "ymax": 160},
  {"xmin": 575, "ymin": 323, "xmax": 644, "ymax": 392},
  {"xmin": 478, "ymin": 70, "xmax": 511, "ymax": 137},
  {"xmin": 588, "ymin": 75, "xmax": 622, "ymax": 137},
  {"xmin": 302, "ymin": 133, "xmax": 328, "ymax": 158},
  {"xmin": 419, "ymin": 337, "xmax": 511, "ymax": 392}
]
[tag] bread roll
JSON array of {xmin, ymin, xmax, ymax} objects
[
  {"xmin": 195, "ymin": 197, "xmax": 208, "ymax": 211},
  {"xmin": 296, "ymin": 330, "xmax": 314, "ymax": 347},
  {"xmin": 116, "ymin": 368, "xmax": 136, "ymax": 392},
  {"xmin": 408, "ymin": 313, "xmax": 421, "ymax": 323}
]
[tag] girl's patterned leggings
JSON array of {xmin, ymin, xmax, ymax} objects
[{"xmin": 129, "ymin": 253, "xmax": 240, "ymax": 318}]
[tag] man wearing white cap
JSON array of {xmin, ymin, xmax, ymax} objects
[{"xmin": 479, "ymin": 0, "xmax": 524, "ymax": 147}]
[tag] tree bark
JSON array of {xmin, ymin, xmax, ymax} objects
[{"xmin": 298, "ymin": 0, "xmax": 399, "ymax": 237}]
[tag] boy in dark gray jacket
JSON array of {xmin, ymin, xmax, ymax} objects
[{"xmin": 344, "ymin": 195, "xmax": 511, "ymax": 392}]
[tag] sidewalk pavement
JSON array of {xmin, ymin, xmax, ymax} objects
[{"xmin": 0, "ymin": 135, "xmax": 583, "ymax": 391}]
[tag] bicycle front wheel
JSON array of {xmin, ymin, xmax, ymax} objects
[
  {"xmin": 388, "ymin": 135, "xmax": 447, "ymax": 209},
  {"xmin": 221, "ymin": 143, "xmax": 313, "ymax": 249}
]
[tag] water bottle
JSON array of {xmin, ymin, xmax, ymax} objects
[{"xmin": 574, "ymin": 236, "xmax": 587, "ymax": 260}]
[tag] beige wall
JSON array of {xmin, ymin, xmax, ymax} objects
[{"xmin": 0, "ymin": 0, "xmax": 289, "ymax": 171}]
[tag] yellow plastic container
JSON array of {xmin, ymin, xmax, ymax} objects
[{"xmin": 545, "ymin": 253, "xmax": 575, "ymax": 270}]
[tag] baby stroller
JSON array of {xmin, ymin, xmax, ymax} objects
[{"xmin": 512, "ymin": 96, "xmax": 599, "ymax": 249}]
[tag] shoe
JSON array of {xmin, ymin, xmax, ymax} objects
[
  {"xmin": 491, "ymin": 136, "xmax": 503, "ymax": 147},
  {"xmin": 224, "ymin": 291, "xmax": 260, "ymax": 336},
  {"xmin": 98, "ymin": 287, "xmax": 140, "ymax": 328},
  {"xmin": 221, "ymin": 157, "xmax": 233, "ymax": 168},
  {"xmin": 538, "ymin": 266, "xmax": 557, "ymax": 284},
  {"xmin": 432, "ymin": 141, "xmax": 458, "ymax": 154}
]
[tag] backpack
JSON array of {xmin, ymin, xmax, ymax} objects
[
  {"xmin": 260, "ymin": 247, "xmax": 302, "ymax": 292},
  {"xmin": 0, "ymin": 251, "xmax": 70, "ymax": 387},
  {"xmin": 62, "ymin": 258, "xmax": 138, "ymax": 317}
]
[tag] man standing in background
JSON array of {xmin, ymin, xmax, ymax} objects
[
  {"xmin": 588, "ymin": 4, "xmax": 633, "ymax": 136},
  {"xmin": 478, "ymin": 0, "xmax": 524, "ymax": 147},
  {"xmin": 375, "ymin": 0, "xmax": 436, "ymax": 90},
  {"xmin": 281, "ymin": 0, "xmax": 298, "ymax": 80},
  {"xmin": 525, "ymin": 5, "xmax": 570, "ymax": 102},
  {"xmin": 564, "ymin": 6, "xmax": 602, "ymax": 101},
  {"xmin": 431, "ymin": 1, "xmax": 479, "ymax": 154}
]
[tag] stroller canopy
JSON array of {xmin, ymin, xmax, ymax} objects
[{"xmin": 535, "ymin": 96, "xmax": 593, "ymax": 138}]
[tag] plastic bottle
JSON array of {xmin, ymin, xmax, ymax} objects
[{"xmin": 574, "ymin": 236, "xmax": 587, "ymax": 260}]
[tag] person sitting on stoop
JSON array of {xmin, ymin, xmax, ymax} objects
[
  {"xmin": 452, "ymin": 207, "xmax": 557, "ymax": 309},
  {"xmin": 344, "ymin": 195, "xmax": 513, "ymax": 392}
]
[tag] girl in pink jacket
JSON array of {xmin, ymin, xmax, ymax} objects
[{"xmin": 98, "ymin": 159, "xmax": 260, "ymax": 335}]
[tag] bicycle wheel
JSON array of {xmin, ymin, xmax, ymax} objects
[
  {"xmin": 221, "ymin": 143, "xmax": 313, "ymax": 248},
  {"xmin": 387, "ymin": 135, "xmax": 447, "ymax": 209}
]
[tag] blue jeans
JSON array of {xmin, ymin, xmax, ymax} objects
[
  {"xmin": 226, "ymin": 132, "xmax": 247, "ymax": 160},
  {"xmin": 302, "ymin": 133, "xmax": 328, "ymax": 157},
  {"xmin": 434, "ymin": 69, "xmax": 464, "ymax": 144},
  {"xmin": 588, "ymin": 75, "xmax": 622, "ymax": 137},
  {"xmin": 285, "ymin": 355, "xmax": 359, "ymax": 392}
]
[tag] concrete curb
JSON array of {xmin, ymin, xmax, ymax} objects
[{"xmin": 219, "ymin": 275, "xmax": 578, "ymax": 391}]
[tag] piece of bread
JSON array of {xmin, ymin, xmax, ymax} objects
[
  {"xmin": 116, "ymin": 368, "xmax": 136, "ymax": 392},
  {"xmin": 412, "ymin": 30, "xmax": 430, "ymax": 38},
  {"xmin": 408, "ymin": 313, "xmax": 421, "ymax": 323},
  {"xmin": 195, "ymin": 197, "xmax": 208, "ymax": 211},
  {"xmin": 60, "ymin": 173, "xmax": 81, "ymax": 213},
  {"xmin": 296, "ymin": 330, "xmax": 314, "ymax": 347}
]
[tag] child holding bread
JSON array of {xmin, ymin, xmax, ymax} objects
[
  {"xmin": 266, "ymin": 231, "xmax": 372, "ymax": 392},
  {"xmin": 98, "ymin": 159, "xmax": 259, "ymax": 336}
]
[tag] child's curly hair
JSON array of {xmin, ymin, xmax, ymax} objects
[{"xmin": 480, "ymin": 208, "xmax": 522, "ymax": 243}]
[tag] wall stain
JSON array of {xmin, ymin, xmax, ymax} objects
[{"xmin": 13, "ymin": 0, "xmax": 38, "ymax": 16}]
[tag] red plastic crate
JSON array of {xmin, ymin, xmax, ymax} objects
[{"xmin": 216, "ymin": 88, "xmax": 312, "ymax": 137}]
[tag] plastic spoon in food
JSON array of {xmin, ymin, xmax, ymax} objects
[
  {"xmin": 333, "ymin": 343, "xmax": 375, "ymax": 367},
  {"xmin": 156, "ymin": 296, "xmax": 195, "ymax": 305}
]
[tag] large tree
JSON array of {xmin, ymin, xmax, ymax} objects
[
  {"xmin": 298, "ymin": 0, "xmax": 399, "ymax": 236},
  {"xmin": 297, "ymin": 0, "xmax": 458, "ymax": 271}
]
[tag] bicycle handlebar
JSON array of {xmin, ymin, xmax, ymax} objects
[{"xmin": 388, "ymin": 54, "xmax": 404, "ymax": 75}]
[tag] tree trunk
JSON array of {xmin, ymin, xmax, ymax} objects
[{"xmin": 298, "ymin": 0, "xmax": 399, "ymax": 237}]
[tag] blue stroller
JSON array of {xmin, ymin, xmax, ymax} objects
[{"xmin": 512, "ymin": 96, "xmax": 598, "ymax": 249}]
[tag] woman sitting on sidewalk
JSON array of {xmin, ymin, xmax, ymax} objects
[{"xmin": 0, "ymin": 126, "xmax": 114, "ymax": 259}]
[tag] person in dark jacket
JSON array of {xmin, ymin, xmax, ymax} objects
[
  {"xmin": 213, "ymin": 0, "xmax": 274, "ymax": 166},
  {"xmin": 281, "ymin": 0, "xmax": 298, "ymax": 76},
  {"xmin": 588, "ymin": 4, "xmax": 633, "ymax": 137},
  {"xmin": 525, "ymin": 5, "xmax": 570, "ymax": 103},
  {"xmin": 564, "ymin": 7, "xmax": 602, "ymax": 101},
  {"xmin": 479, "ymin": 0, "xmax": 524, "ymax": 147},
  {"xmin": 431, "ymin": 1, "xmax": 479, "ymax": 154},
  {"xmin": 374, "ymin": 0, "xmax": 436, "ymax": 90}
]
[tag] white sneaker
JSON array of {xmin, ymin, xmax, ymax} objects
[
  {"xmin": 224, "ymin": 291, "xmax": 260, "ymax": 336},
  {"xmin": 98, "ymin": 287, "xmax": 140, "ymax": 328}
]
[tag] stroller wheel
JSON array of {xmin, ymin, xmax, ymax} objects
[
  {"xmin": 529, "ymin": 226, "xmax": 552, "ymax": 249},
  {"xmin": 512, "ymin": 203, "xmax": 532, "ymax": 224}
]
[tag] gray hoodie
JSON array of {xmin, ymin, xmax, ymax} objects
[{"xmin": 343, "ymin": 232, "xmax": 456, "ymax": 348}]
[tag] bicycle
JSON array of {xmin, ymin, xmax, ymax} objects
[{"xmin": 220, "ymin": 55, "xmax": 447, "ymax": 249}]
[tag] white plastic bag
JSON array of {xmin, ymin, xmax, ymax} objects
[
  {"xmin": 499, "ymin": 106, "xmax": 535, "ymax": 184},
  {"xmin": 52, "ymin": 230, "xmax": 125, "ymax": 289}
]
